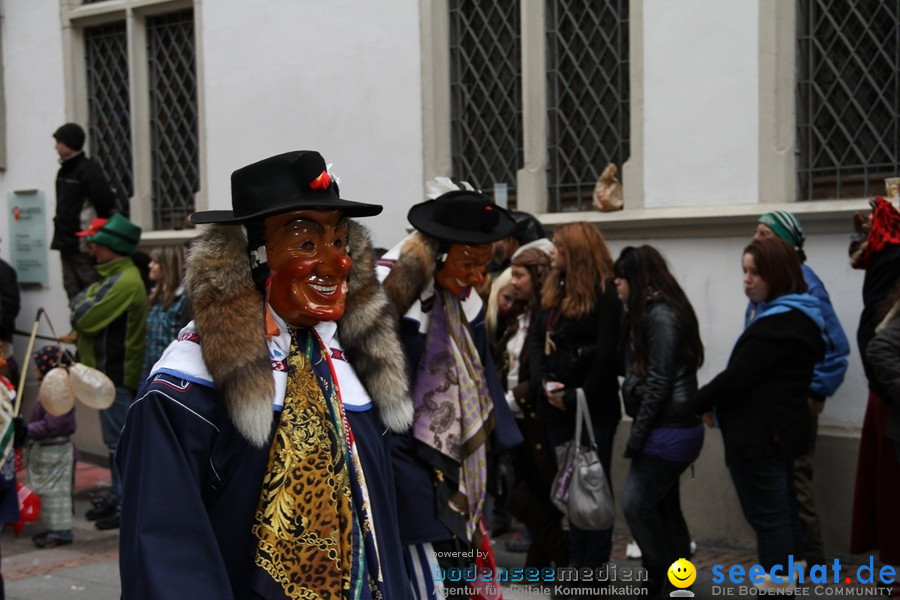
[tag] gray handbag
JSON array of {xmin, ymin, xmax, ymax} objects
[{"xmin": 550, "ymin": 389, "xmax": 615, "ymax": 530}]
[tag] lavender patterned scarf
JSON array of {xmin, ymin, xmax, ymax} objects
[{"xmin": 412, "ymin": 288, "xmax": 495, "ymax": 544}]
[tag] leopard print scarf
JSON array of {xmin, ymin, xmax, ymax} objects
[{"xmin": 252, "ymin": 328, "xmax": 379, "ymax": 599}]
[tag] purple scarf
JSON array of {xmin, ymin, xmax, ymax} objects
[{"xmin": 412, "ymin": 288, "xmax": 495, "ymax": 543}]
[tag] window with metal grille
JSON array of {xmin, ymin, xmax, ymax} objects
[
  {"xmin": 148, "ymin": 10, "xmax": 199, "ymax": 230},
  {"xmin": 546, "ymin": 0, "xmax": 629, "ymax": 212},
  {"xmin": 448, "ymin": 0, "xmax": 522, "ymax": 204},
  {"xmin": 85, "ymin": 22, "xmax": 132, "ymax": 213},
  {"xmin": 797, "ymin": 0, "xmax": 900, "ymax": 200}
]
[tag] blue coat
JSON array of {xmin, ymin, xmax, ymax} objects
[
  {"xmin": 118, "ymin": 368, "xmax": 410, "ymax": 599},
  {"xmin": 746, "ymin": 263, "xmax": 849, "ymax": 399}
]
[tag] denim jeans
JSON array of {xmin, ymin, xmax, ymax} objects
[
  {"xmin": 549, "ymin": 420, "xmax": 618, "ymax": 568},
  {"xmin": 728, "ymin": 457, "xmax": 803, "ymax": 569},
  {"xmin": 622, "ymin": 454, "xmax": 692, "ymax": 592},
  {"xmin": 99, "ymin": 386, "xmax": 134, "ymax": 508}
]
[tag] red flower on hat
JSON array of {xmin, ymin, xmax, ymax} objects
[
  {"xmin": 77, "ymin": 217, "xmax": 109, "ymax": 238},
  {"xmin": 310, "ymin": 170, "xmax": 331, "ymax": 191}
]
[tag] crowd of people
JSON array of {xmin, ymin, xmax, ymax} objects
[
  {"xmin": 1, "ymin": 125, "xmax": 191, "ymax": 563},
  {"xmin": 483, "ymin": 205, "xmax": 898, "ymax": 599},
  {"xmin": 0, "ymin": 128, "xmax": 898, "ymax": 600}
]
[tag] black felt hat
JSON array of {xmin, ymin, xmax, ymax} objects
[
  {"xmin": 190, "ymin": 150, "xmax": 382, "ymax": 224},
  {"xmin": 407, "ymin": 190, "xmax": 516, "ymax": 244}
]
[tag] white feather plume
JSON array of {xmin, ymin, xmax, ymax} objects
[{"xmin": 425, "ymin": 176, "xmax": 475, "ymax": 200}]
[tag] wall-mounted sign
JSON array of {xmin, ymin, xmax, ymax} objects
[{"xmin": 8, "ymin": 191, "xmax": 48, "ymax": 286}]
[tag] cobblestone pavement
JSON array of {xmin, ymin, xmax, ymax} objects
[{"xmin": 2, "ymin": 462, "xmax": 894, "ymax": 599}]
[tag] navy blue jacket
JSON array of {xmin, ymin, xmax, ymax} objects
[{"xmin": 118, "ymin": 374, "xmax": 410, "ymax": 599}]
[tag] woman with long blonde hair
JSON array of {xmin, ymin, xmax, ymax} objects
[{"xmin": 529, "ymin": 222, "xmax": 622, "ymax": 584}]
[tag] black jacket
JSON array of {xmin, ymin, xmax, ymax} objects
[
  {"xmin": 529, "ymin": 282, "xmax": 622, "ymax": 441},
  {"xmin": 857, "ymin": 245, "xmax": 900, "ymax": 394},
  {"xmin": 621, "ymin": 301, "xmax": 700, "ymax": 456},
  {"xmin": 52, "ymin": 153, "xmax": 117, "ymax": 252},
  {"xmin": 695, "ymin": 309, "xmax": 824, "ymax": 464},
  {"xmin": 866, "ymin": 315, "xmax": 900, "ymax": 442},
  {"xmin": 0, "ymin": 259, "xmax": 19, "ymax": 344}
]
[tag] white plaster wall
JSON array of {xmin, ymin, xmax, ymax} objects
[
  {"xmin": 200, "ymin": 0, "xmax": 424, "ymax": 249},
  {"xmin": 605, "ymin": 234, "xmax": 868, "ymax": 426},
  {"xmin": 0, "ymin": 1, "xmax": 73, "ymax": 346},
  {"xmin": 0, "ymin": 2, "xmax": 108, "ymax": 454},
  {"xmin": 0, "ymin": 2, "xmax": 871, "ymax": 443},
  {"xmin": 643, "ymin": 0, "xmax": 760, "ymax": 207}
]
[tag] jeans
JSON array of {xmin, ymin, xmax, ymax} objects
[
  {"xmin": 548, "ymin": 419, "xmax": 618, "ymax": 568},
  {"xmin": 728, "ymin": 457, "xmax": 803, "ymax": 569},
  {"xmin": 99, "ymin": 386, "xmax": 134, "ymax": 508},
  {"xmin": 793, "ymin": 415, "xmax": 824, "ymax": 563},
  {"xmin": 622, "ymin": 454, "xmax": 692, "ymax": 592},
  {"xmin": 60, "ymin": 252, "xmax": 99, "ymax": 300}
]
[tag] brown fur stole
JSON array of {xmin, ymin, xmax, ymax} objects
[
  {"xmin": 186, "ymin": 222, "xmax": 413, "ymax": 448},
  {"xmin": 380, "ymin": 232, "xmax": 440, "ymax": 317}
]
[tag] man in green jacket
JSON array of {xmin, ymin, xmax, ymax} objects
[{"xmin": 70, "ymin": 213, "xmax": 147, "ymax": 530}]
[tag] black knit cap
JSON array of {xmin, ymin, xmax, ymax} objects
[{"xmin": 53, "ymin": 123, "xmax": 86, "ymax": 152}]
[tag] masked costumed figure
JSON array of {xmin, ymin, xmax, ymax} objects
[
  {"xmin": 117, "ymin": 151, "xmax": 414, "ymax": 599},
  {"xmin": 849, "ymin": 197, "xmax": 900, "ymax": 577},
  {"xmin": 376, "ymin": 181, "xmax": 523, "ymax": 599}
]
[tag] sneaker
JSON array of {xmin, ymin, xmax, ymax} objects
[
  {"xmin": 32, "ymin": 530, "xmax": 73, "ymax": 549},
  {"xmin": 625, "ymin": 540, "xmax": 642, "ymax": 559},
  {"xmin": 86, "ymin": 500, "xmax": 117, "ymax": 521},
  {"xmin": 95, "ymin": 512, "xmax": 120, "ymax": 530}
]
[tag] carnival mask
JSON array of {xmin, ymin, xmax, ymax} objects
[
  {"xmin": 435, "ymin": 243, "xmax": 493, "ymax": 297},
  {"xmin": 264, "ymin": 209, "xmax": 352, "ymax": 328}
]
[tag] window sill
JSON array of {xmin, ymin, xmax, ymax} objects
[
  {"xmin": 536, "ymin": 198, "xmax": 874, "ymax": 239},
  {"xmin": 138, "ymin": 228, "xmax": 199, "ymax": 248}
]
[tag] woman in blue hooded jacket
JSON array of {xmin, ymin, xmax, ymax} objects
[
  {"xmin": 696, "ymin": 237, "xmax": 825, "ymax": 573},
  {"xmin": 748, "ymin": 210, "xmax": 849, "ymax": 565}
]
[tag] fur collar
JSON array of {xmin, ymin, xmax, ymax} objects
[
  {"xmin": 186, "ymin": 222, "xmax": 413, "ymax": 447},
  {"xmin": 380, "ymin": 232, "xmax": 439, "ymax": 317}
]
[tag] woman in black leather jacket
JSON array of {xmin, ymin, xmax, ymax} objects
[
  {"xmin": 614, "ymin": 245, "xmax": 705, "ymax": 598},
  {"xmin": 529, "ymin": 222, "xmax": 622, "ymax": 580}
]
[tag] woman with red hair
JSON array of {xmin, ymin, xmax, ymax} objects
[{"xmin": 529, "ymin": 222, "xmax": 622, "ymax": 589}]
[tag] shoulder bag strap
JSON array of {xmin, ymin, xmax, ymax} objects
[{"xmin": 576, "ymin": 388, "xmax": 596, "ymax": 448}]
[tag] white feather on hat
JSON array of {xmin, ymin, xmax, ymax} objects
[{"xmin": 425, "ymin": 177, "xmax": 475, "ymax": 200}]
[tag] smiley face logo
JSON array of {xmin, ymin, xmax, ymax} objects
[{"xmin": 667, "ymin": 558, "xmax": 697, "ymax": 588}]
